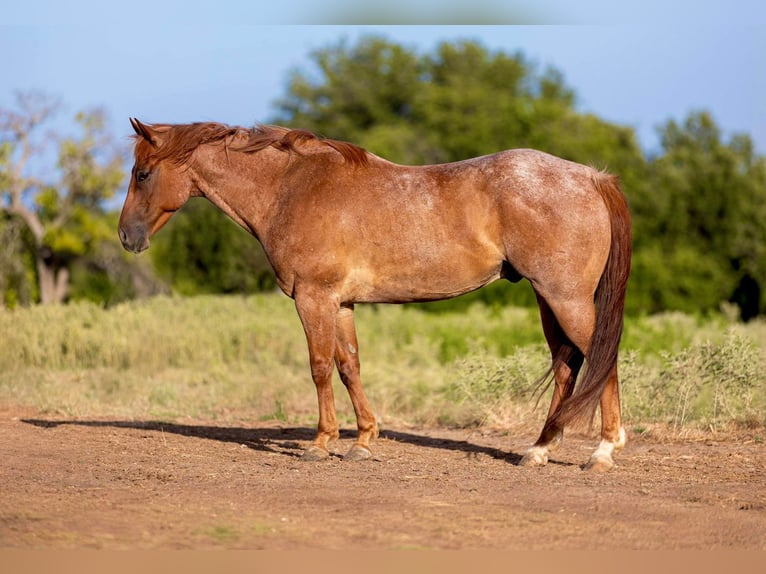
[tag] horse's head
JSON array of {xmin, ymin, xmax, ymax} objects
[{"xmin": 118, "ymin": 118, "xmax": 195, "ymax": 253}]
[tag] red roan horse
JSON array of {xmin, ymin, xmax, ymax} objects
[{"xmin": 119, "ymin": 119, "xmax": 632, "ymax": 471}]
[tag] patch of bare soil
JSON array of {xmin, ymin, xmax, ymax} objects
[{"xmin": 0, "ymin": 406, "xmax": 763, "ymax": 550}]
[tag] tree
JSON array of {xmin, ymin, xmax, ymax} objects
[
  {"xmin": 0, "ymin": 92, "xmax": 125, "ymax": 304},
  {"xmin": 273, "ymin": 37, "xmax": 766, "ymax": 319},
  {"xmin": 150, "ymin": 199, "xmax": 276, "ymax": 296},
  {"xmin": 0, "ymin": 214, "xmax": 35, "ymax": 306},
  {"xmin": 276, "ymin": 36, "xmax": 441, "ymax": 165},
  {"xmin": 275, "ymin": 37, "xmax": 645, "ymax": 168},
  {"xmin": 273, "ymin": 36, "xmax": 651, "ymax": 311},
  {"xmin": 630, "ymin": 111, "xmax": 766, "ymax": 318}
]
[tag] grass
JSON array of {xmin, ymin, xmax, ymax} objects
[{"xmin": 0, "ymin": 294, "xmax": 764, "ymax": 433}]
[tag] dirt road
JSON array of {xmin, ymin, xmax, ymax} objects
[{"xmin": 1, "ymin": 407, "xmax": 763, "ymax": 549}]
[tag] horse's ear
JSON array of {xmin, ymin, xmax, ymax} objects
[{"xmin": 130, "ymin": 118, "xmax": 160, "ymax": 146}]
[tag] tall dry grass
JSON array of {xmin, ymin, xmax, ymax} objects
[{"xmin": 1, "ymin": 294, "xmax": 763, "ymax": 434}]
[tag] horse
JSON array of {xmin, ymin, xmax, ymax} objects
[{"xmin": 118, "ymin": 119, "xmax": 632, "ymax": 472}]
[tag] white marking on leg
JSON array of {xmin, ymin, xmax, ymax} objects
[
  {"xmin": 615, "ymin": 426, "xmax": 627, "ymax": 451},
  {"xmin": 591, "ymin": 439, "xmax": 615, "ymax": 461},
  {"xmin": 586, "ymin": 427, "xmax": 625, "ymax": 471}
]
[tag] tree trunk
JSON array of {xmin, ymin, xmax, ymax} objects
[{"xmin": 36, "ymin": 256, "xmax": 69, "ymax": 305}]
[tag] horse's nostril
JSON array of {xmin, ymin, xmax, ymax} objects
[{"xmin": 118, "ymin": 227, "xmax": 128, "ymax": 244}]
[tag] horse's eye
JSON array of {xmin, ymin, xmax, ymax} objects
[{"xmin": 136, "ymin": 170, "xmax": 150, "ymax": 183}]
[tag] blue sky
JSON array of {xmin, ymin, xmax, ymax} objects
[{"xmin": 2, "ymin": 1, "xmax": 765, "ymax": 159}]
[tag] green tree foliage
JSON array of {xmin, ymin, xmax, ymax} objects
[
  {"xmin": 0, "ymin": 92, "xmax": 161, "ymax": 306},
  {"xmin": 0, "ymin": 214, "xmax": 36, "ymax": 306},
  {"xmin": 273, "ymin": 36, "xmax": 765, "ymax": 319},
  {"xmin": 276, "ymin": 38, "xmax": 646, "ymax": 171},
  {"xmin": 149, "ymin": 199, "xmax": 276, "ymax": 296},
  {"xmin": 7, "ymin": 40, "xmax": 761, "ymax": 320},
  {"xmin": 630, "ymin": 111, "xmax": 766, "ymax": 318},
  {"xmin": 66, "ymin": 210, "xmax": 168, "ymax": 306},
  {"xmin": 273, "ymin": 37, "xmax": 645, "ymax": 310}
]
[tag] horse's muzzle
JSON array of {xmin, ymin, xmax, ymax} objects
[{"xmin": 118, "ymin": 224, "xmax": 150, "ymax": 254}]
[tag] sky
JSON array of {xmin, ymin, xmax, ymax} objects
[{"xmin": 2, "ymin": 0, "xmax": 765, "ymax": 163}]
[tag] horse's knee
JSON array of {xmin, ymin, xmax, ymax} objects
[{"xmin": 309, "ymin": 358, "xmax": 334, "ymax": 383}]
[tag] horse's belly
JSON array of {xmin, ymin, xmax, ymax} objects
[{"xmin": 340, "ymin": 245, "xmax": 503, "ymax": 303}]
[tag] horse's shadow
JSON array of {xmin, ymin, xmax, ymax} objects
[{"xmin": 20, "ymin": 418, "xmax": 568, "ymax": 467}]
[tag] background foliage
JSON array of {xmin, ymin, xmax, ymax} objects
[
  {"xmin": 1, "ymin": 36, "xmax": 765, "ymax": 320},
  {"xmin": 275, "ymin": 37, "xmax": 766, "ymax": 318}
]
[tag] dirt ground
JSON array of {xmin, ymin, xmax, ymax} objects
[{"xmin": 1, "ymin": 405, "xmax": 764, "ymax": 550}]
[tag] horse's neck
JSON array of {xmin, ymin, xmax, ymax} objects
[{"xmin": 190, "ymin": 147, "xmax": 285, "ymax": 239}]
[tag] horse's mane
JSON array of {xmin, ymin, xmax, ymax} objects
[
  {"xmin": 235, "ymin": 125, "xmax": 370, "ymax": 166},
  {"xmin": 136, "ymin": 122, "xmax": 369, "ymax": 166}
]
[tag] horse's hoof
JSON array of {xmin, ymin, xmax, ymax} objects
[
  {"xmin": 519, "ymin": 446, "xmax": 548, "ymax": 467},
  {"xmin": 583, "ymin": 455, "xmax": 615, "ymax": 473},
  {"xmin": 301, "ymin": 445, "xmax": 330, "ymax": 461},
  {"xmin": 344, "ymin": 445, "xmax": 373, "ymax": 462},
  {"xmin": 583, "ymin": 434, "xmax": 622, "ymax": 472}
]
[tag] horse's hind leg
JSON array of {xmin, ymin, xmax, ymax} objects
[
  {"xmin": 584, "ymin": 365, "xmax": 625, "ymax": 472},
  {"xmin": 520, "ymin": 294, "xmax": 585, "ymax": 467},
  {"xmin": 334, "ymin": 305, "xmax": 379, "ymax": 461},
  {"xmin": 546, "ymin": 293, "xmax": 626, "ymax": 471},
  {"xmin": 521, "ymin": 292, "xmax": 626, "ymax": 471}
]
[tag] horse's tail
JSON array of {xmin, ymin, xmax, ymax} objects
[{"xmin": 552, "ymin": 172, "xmax": 632, "ymax": 429}]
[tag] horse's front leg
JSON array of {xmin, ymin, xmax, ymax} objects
[
  {"xmin": 334, "ymin": 304, "xmax": 379, "ymax": 461},
  {"xmin": 294, "ymin": 290, "xmax": 341, "ymax": 461}
]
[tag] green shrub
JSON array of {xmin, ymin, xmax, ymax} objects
[{"xmin": 621, "ymin": 328, "xmax": 765, "ymax": 430}]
